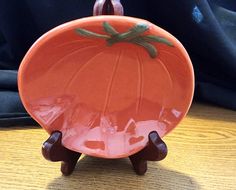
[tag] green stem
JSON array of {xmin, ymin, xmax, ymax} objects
[
  {"xmin": 103, "ymin": 22, "xmax": 119, "ymax": 35},
  {"xmin": 142, "ymin": 35, "xmax": 174, "ymax": 46},
  {"xmin": 75, "ymin": 22, "xmax": 173, "ymax": 59},
  {"xmin": 119, "ymin": 23, "xmax": 149, "ymax": 40},
  {"xmin": 106, "ymin": 23, "xmax": 149, "ymax": 45},
  {"xmin": 75, "ymin": 28, "xmax": 110, "ymax": 39},
  {"xmin": 131, "ymin": 38, "xmax": 157, "ymax": 58}
]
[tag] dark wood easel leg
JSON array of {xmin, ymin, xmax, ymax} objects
[
  {"xmin": 42, "ymin": 131, "xmax": 81, "ymax": 176},
  {"xmin": 129, "ymin": 131, "xmax": 168, "ymax": 175}
]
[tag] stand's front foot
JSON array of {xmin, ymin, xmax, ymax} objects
[
  {"xmin": 42, "ymin": 131, "xmax": 81, "ymax": 176},
  {"xmin": 129, "ymin": 131, "xmax": 168, "ymax": 175}
]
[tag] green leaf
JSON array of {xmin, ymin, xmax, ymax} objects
[
  {"xmin": 131, "ymin": 38, "xmax": 157, "ymax": 58},
  {"xmin": 118, "ymin": 22, "xmax": 149, "ymax": 41},
  {"xmin": 75, "ymin": 28, "xmax": 110, "ymax": 39},
  {"xmin": 143, "ymin": 35, "xmax": 174, "ymax": 46},
  {"xmin": 74, "ymin": 23, "xmax": 166, "ymax": 59},
  {"xmin": 131, "ymin": 23, "xmax": 149, "ymax": 34},
  {"xmin": 103, "ymin": 22, "xmax": 119, "ymax": 35}
]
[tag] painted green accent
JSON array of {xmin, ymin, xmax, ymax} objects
[
  {"xmin": 142, "ymin": 35, "xmax": 174, "ymax": 46},
  {"xmin": 106, "ymin": 23, "xmax": 150, "ymax": 46},
  {"xmin": 118, "ymin": 23, "xmax": 149, "ymax": 40},
  {"xmin": 75, "ymin": 28, "xmax": 109, "ymax": 39},
  {"xmin": 103, "ymin": 22, "xmax": 119, "ymax": 35},
  {"xmin": 75, "ymin": 22, "xmax": 174, "ymax": 58},
  {"xmin": 132, "ymin": 38, "xmax": 157, "ymax": 58}
]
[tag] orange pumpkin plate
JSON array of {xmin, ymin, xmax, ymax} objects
[{"xmin": 18, "ymin": 16, "xmax": 194, "ymax": 158}]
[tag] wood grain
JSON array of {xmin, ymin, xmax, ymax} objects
[{"xmin": 0, "ymin": 103, "xmax": 235, "ymax": 190}]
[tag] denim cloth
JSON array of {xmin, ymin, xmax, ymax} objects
[{"xmin": 0, "ymin": 0, "xmax": 235, "ymax": 127}]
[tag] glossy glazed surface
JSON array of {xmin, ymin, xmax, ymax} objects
[{"xmin": 18, "ymin": 16, "xmax": 194, "ymax": 158}]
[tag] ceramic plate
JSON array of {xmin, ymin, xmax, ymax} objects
[{"xmin": 18, "ymin": 16, "xmax": 194, "ymax": 158}]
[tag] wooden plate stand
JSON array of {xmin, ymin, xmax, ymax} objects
[{"xmin": 42, "ymin": 130, "xmax": 167, "ymax": 176}]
